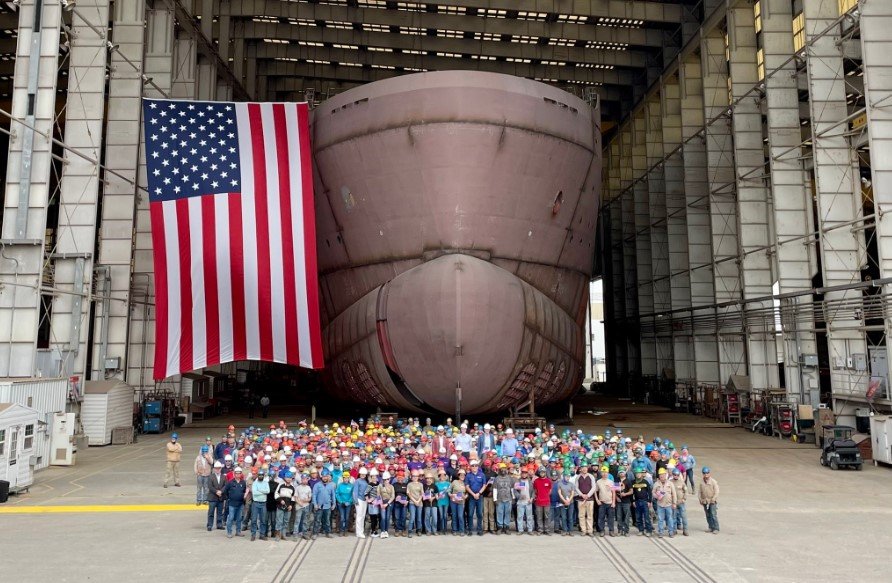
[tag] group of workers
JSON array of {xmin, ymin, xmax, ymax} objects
[{"xmin": 178, "ymin": 416, "xmax": 720, "ymax": 541}]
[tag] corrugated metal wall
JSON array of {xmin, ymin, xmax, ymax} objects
[
  {"xmin": 0, "ymin": 405, "xmax": 39, "ymax": 489},
  {"xmin": 81, "ymin": 394, "xmax": 109, "ymax": 446},
  {"xmin": 106, "ymin": 387, "xmax": 134, "ymax": 442},
  {"xmin": 0, "ymin": 378, "xmax": 68, "ymax": 470}
]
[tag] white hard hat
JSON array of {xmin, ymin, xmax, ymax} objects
[
  {"xmin": 234, "ymin": 467, "xmax": 243, "ymax": 473},
  {"xmin": 382, "ymin": 471, "xmax": 391, "ymax": 480},
  {"xmin": 213, "ymin": 461, "xmax": 223, "ymax": 468},
  {"xmin": 369, "ymin": 469, "xmax": 379, "ymax": 476},
  {"xmin": 359, "ymin": 467, "xmax": 368, "ymax": 475},
  {"xmin": 439, "ymin": 447, "xmax": 447, "ymax": 454},
  {"xmin": 224, "ymin": 454, "xmax": 233, "ymax": 461},
  {"xmin": 279, "ymin": 454, "xmax": 287, "ymax": 460},
  {"xmin": 449, "ymin": 454, "xmax": 458, "ymax": 461},
  {"xmin": 315, "ymin": 455, "xmax": 324, "ymax": 462},
  {"xmin": 437, "ymin": 425, "xmax": 445, "ymax": 431},
  {"xmin": 265, "ymin": 446, "xmax": 273, "ymax": 452},
  {"xmin": 506, "ymin": 428, "xmax": 514, "ymax": 434},
  {"xmin": 244, "ymin": 455, "xmax": 253, "ymax": 463},
  {"xmin": 290, "ymin": 466, "xmax": 297, "ymax": 473},
  {"xmin": 484, "ymin": 423, "xmax": 491, "ymax": 430}
]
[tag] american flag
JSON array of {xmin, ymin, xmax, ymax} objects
[{"xmin": 143, "ymin": 99, "xmax": 323, "ymax": 380}]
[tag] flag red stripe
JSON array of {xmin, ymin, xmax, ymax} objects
[
  {"xmin": 273, "ymin": 104, "xmax": 301, "ymax": 365},
  {"xmin": 297, "ymin": 103, "xmax": 323, "ymax": 367},
  {"xmin": 175, "ymin": 198, "xmax": 194, "ymax": 373},
  {"xmin": 201, "ymin": 196, "xmax": 220, "ymax": 366},
  {"xmin": 228, "ymin": 192, "xmax": 247, "ymax": 361},
  {"xmin": 150, "ymin": 202, "xmax": 169, "ymax": 379},
  {"xmin": 248, "ymin": 104, "xmax": 274, "ymax": 362}
]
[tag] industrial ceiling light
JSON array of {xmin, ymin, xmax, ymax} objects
[{"xmin": 61, "ymin": 0, "xmax": 76, "ymax": 11}]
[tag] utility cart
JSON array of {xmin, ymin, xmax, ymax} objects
[
  {"xmin": 820, "ymin": 425, "xmax": 863, "ymax": 470},
  {"xmin": 769, "ymin": 401, "xmax": 797, "ymax": 439}
]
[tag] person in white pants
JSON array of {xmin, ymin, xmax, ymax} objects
[{"xmin": 353, "ymin": 466, "xmax": 369, "ymax": 538}]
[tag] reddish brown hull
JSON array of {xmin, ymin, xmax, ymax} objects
[{"xmin": 311, "ymin": 71, "xmax": 601, "ymax": 414}]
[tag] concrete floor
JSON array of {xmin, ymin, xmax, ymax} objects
[{"xmin": 2, "ymin": 399, "xmax": 890, "ymax": 582}]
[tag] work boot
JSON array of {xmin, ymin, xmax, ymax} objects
[
  {"xmin": 260, "ymin": 535, "xmax": 268, "ymax": 541},
  {"xmin": 600, "ymin": 532, "xmax": 606, "ymax": 538},
  {"xmin": 326, "ymin": 533, "xmax": 333, "ymax": 539},
  {"xmin": 251, "ymin": 534, "xmax": 256, "ymax": 542},
  {"xmin": 683, "ymin": 529, "xmax": 689, "ymax": 536}
]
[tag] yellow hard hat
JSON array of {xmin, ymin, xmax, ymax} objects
[{"xmin": 658, "ymin": 468, "xmax": 668, "ymax": 475}]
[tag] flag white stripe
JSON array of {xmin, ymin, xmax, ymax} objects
[
  {"xmin": 188, "ymin": 196, "xmax": 207, "ymax": 370},
  {"xmin": 235, "ymin": 103, "xmax": 261, "ymax": 360},
  {"xmin": 285, "ymin": 104, "xmax": 312, "ymax": 367},
  {"xmin": 162, "ymin": 199, "xmax": 181, "ymax": 379},
  {"xmin": 215, "ymin": 192, "xmax": 234, "ymax": 363},
  {"xmin": 261, "ymin": 104, "xmax": 288, "ymax": 364}
]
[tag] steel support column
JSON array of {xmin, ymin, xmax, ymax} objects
[
  {"xmin": 680, "ymin": 54, "xmax": 720, "ymax": 385},
  {"xmin": 762, "ymin": 0, "xmax": 820, "ymax": 403},
  {"xmin": 860, "ymin": 0, "xmax": 892, "ymax": 404},
  {"xmin": 661, "ymin": 73, "xmax": 694, "ymax": 382},
  {"xmin": 728, "ymin": 4, "xmax": 777, "ymax": 391},
  {"xmin": 632, "ymin": 112, "xmax": 656, "ymax": 376},
  {"xmin": 701, "ymin": 29, "xmax": 747, "ymax": 385},
  {"xmin": 51, "ymin": 0, "xmax": 111, "ymax": 379},
  {"xmin": 803, "ymin": 0, "xmax": 869, "ymax": 413},
  {"xmin": 0, "ymin": 0, "xmax": 62, "ymax": 377},
  {"xmin": 620, "ymin": 127, "xmax": 641, "ymax": 378},
  {"xmin": 93, "ymin": 0, "xmax": 146, "ymax": 380},
  {"xmin": 196, "ymin": 0, "xmax": 217, "ymax": 101}
]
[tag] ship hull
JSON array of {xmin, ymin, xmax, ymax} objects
[{"xmin": 311, "ymin": 71, "xmax": 601, "ymax": 414}]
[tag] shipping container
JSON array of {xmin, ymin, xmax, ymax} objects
[
  {"xmin": 82, "ymin": 380, "xmax": 134, "ymax": 446},
  {"xmin": 0, "ymin": 378, "xmax": 68, "ymax": 470}
]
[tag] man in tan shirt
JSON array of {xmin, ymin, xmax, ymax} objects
[
  {"xmin": 594, "ymin": 472, "xmax": 616, "ymax": 536},
  {"xmin": 697, "ymin": 467, "xmax": 720, "ymax": 534},
  {"xmin": 164, "ymin": 432, "xmax": 183, "ymax": 488},
  {"xmin": 671, "ymin": 468, "xmax": 689, "ymax": 536},
  {"xmin": 653, "ymin": 468, "xmax": 677, "ymax": 538}
]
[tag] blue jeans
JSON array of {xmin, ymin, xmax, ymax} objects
[
  {"xmin": 424, "ymin": 506, "xmax": 437, "ymax": 533},
  {"xmin": 226, "ymin": 504, "xmax": 244, "ymax": 535},
  {"xmin": 557, "ymin": 504, "xmax": 572, "ymax": 532},
  {"xmin": 393, "ymin": 503, "xmax": 407, "ymax": 531},
  {"xmin": 196, "ymin": 475, "xmax": 209, "ymax": 503},
  {"xmin": 314, "ymin": 507, "xmax": 332, "ymax": 535},
  {"xmin": 265, "ymin": 508, "xmax": 276, "ymax": 536},
  {"xmin": 294, "ymin": 505, "xmax": 310, "ymax": 535},
  {"xmin": 675, "ymin": 503, "xmax": 688, "ymax": 532},
  {"xmin": 380, "ymin": 505, "xmax": 391, "ymax": 532},
  {"xmin": 634, "ymin": 500, "xmax": 652, "ymax": 533},
  {"xmin": 657, "ymin": 506, "xmax": 675, "ymax": 535},
  {"xmin": 207, "ymin": 499, "xmax": 224, "ymax": 529},
  {"xmin": 617, "ymin": 502, "xmax": 632, "ymax": 534},
  {"xmin": 496, "ymin": 501, "xmax": 512, "ymax": 529},
  {"xmin": 337, "ymin": 503, "xmax": 352, "ymax": 533},
  {"xmin": 467, "ymin": 496, "xmax": 483, "ymax": 533},
  {"xmin": 703, "ymin": 503, "xmax": 719, "ymax": 532},
  {"xmin": 685, "ymin": 468, "xmax": 695, "ymax": 491},
  {"xmin": 450, "ymin": 502, "xmax": 465, "ymax": 532},
  {"xmin": 408, "ymin": 504, "xmax": 423, "ymax": 532},
  {"xmin": 437, "ymin": 505, "xmax": 448, "ymax": 531},
  {"xmin": 516, "ymin": 503, "xmax": 534, "ymax": 533},
  {"xmin": 250, "ymin": 502, "xmax": 266, "ymax": 536},
  {"xmin": 276, "ymin": 508, "xmax": 292, "ymax": 534},
  {"xmin": 597, "ymin": 504, "xmax": 615, "ymax": 533}
]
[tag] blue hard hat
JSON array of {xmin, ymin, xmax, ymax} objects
[
  {"xmin": 321, "ymin": 469, "xmax": 331, "ymax": 477},
  {"xmin": 702, "ymin": 467, "xmax": 711, "ymax": 474},
  {"xmin": 672, "ymin": 468, "xmax": 681, "ymax": 475},
  {"xmin": 645, "ymin": 444, "xmax": 654, "ymax": 452},
  {"xmin": 200, "ymin": 445, "xmax": 209, "ymax": 452},
  {"xmin": 284, "ymin": 471, "xmax": 294, "ymax": 479},
  {"xmin": 171, "ymin": 432, "xmax": 178, "ymax": 439}
]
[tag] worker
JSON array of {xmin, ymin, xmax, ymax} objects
[
  {"xmin": 422, "ymin": 474, "xmax": 438, "ymax": 535},
  {"xmin": 377, "ymin": 471, "xmax": 395, "ymax": 538},
  {"xmin": 249, "ymin": 468, "xmax": 270, "ymax": 541},
  {"xmin": 449, "ymin": 468, "xmax": 468, "ymax": 535},
  {"xmin": 595, "ymin": 470, "xmax": 616, "ymax": 537},
  {"xmin": 492, "ymin": 462, "xmax": 514, "ymax": 534},
  {"xmin": 616, "ymin": 469, "xmax": 633, "ymax": 536},
  {"xmin": 653, "ymin": 467, "xmax": 678, "ymax": 538},
  {"xmin": 367, "ymin": 469, "xmax": 381, "ymax": 537},
  {"xmin": 274, "ymin": 472, "xmax": 296, "ymax": 541},
  {"xmin": 631, "ymin": 470, "xmax": 653, "ymax": 536},
  {"xmin": 464, "ymin": 459, "xmax": 487, "ymax": 536},
  {"xmin": 260, "ymin": 394, "xmax": 271, "ymax": 418},
  {"xmin": 336, "ymin": 471, "xmax": 354, "ymax": 536},
  {"xmin": 679, "ymin": 446, "xmax": 696, "ymax": 492},
  {"xmin": 556, "ymin": 470, "xmax": 575, "ymax": 536},
  {"xmin": 671, "ymin": 468, "xmax": 689, "ymax": 536},
  {"xmin": 575, "ymin": 463, "xmax": 595, "ymax": 536},
  {"xmin": 353, "ymin": 466, "xmax": 370, "ymax": 538},
  {"xmin": 514, "ymin": 467, "xmax": 534, "ymax": 535},
  {"xmin": 222, "ymin": 467, "xmax": 247, "ymax": 538},
  {"xmin": 194, "ymin": 445, "xmax": 213, "ymax": 505},
  {"xmin": 206, "ymin": 461, "xmax": 227, "ymax": 531},
  {"xmin": 311, "ymin": 470, "xmax": 336, "ymax": 538},
  {"xmin": 532, "ymin": 467, "xmax": 554, "ymax": 535},
  {"xmin": 698, "ymin": 467, "xmax": 720, "ymax": 534},
  {"xmin": 294, "ymin": 473, "xmax": 313, "ymax": 539},
  {"xmin": 406, "ymin": 472, "xmax": 424, "ymax": 537},
  {"xmin": 247, "ymin": 393, "xmax": 257, "ymax": 419},
  {"xmin": 164, "ymin": 432, "xmax": 183, "ymax": 488}
]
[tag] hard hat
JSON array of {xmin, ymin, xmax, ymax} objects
[
  {"xmin": 505, "ymin": 428, "xmax": 513, "ymax": 434},
  {"xmin": 382, "ymin": 471, "xmax": 391, "ymax": 480},
  {"xmin": 284, "ymin": 471, "xmax": 294, "ymax": 479},
  {"xmin": 702, "ymin": 467, "xmax": 711, "ymax": 474},
  {"xmin": 449, "ymin": 454, "xmax": 458, "ymax": 461},
  {"xmin": 498, "ymin": 463, "xmax": 507, "ymax": 469},
  {"xmin": 484, "ymin": 423, "xmax": 491, "ymax": 430},
  {"xmin": 672, "ymin": 468, "xmax": 681, "ymax": 475},
  {"xmin": 265, "ymin": 446, "xmax": 273, "ymax": 453},
  {"xmin": 234, "ymin": 467, "xmax": 243, "ymax": 473},
  {"xmin": 658, "ymin": 468, "xmax": 667, "ymax": 475},
  {"xmin": 200, "ymin": 445, "xmax": 209, "ymax": 453},
  {"xmin": 359, "ymin": 467, "xmax": 368, "ymax": 475},
  {"xmin": 245, "ymin": 455, "xmax": 253, "ymax": 463},
  {"xmin": 369, "ymin": 469, "xmax": 379, "ymax": 476},
  {"xmin": 315, "ymin": 455, "xmax": 324, "ymax": 462},
  {"xmin": 224, "ymin": 454, "xmax": 233, "ymax": 461},
  {"xmin": 470, "ymin": 459, "xmax": 479, "ymax": 465},
  {"xmin": 257, "ymin": 468, "xmax": 266, "ymax": 475},
  {"xmin": 171, "ymin": 433, "xmax": 178, "ymax": 439},
  {"xmin": 321, "ymin": 469, "xmax": 330, "ymax": 477},
  {"xmin": 342, "ymin": 471, "xmax": 350, "ymax": 478},
  {"xmin": 213, "ymin": 461, "xmax": 223, "ymax": 468}
]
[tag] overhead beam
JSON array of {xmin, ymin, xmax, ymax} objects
[
  {"xmin": 227, "ymin": 0, "xmax": 671, "ymax": 48},
  {"xmin": 267, "ymin": 73, "xmax": 626, "ymax": 102},
  {"xmin": 238, "ymin": 20, "xmax": 648, "ymax": 68},
  {"xmin": 254, "ymin": 43, "xmax": 636, "ymax": 85}
]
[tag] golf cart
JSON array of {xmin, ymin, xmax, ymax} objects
[{"xmin": 819, "ymin": 425, "xmax": 863, "ymax": 471}]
